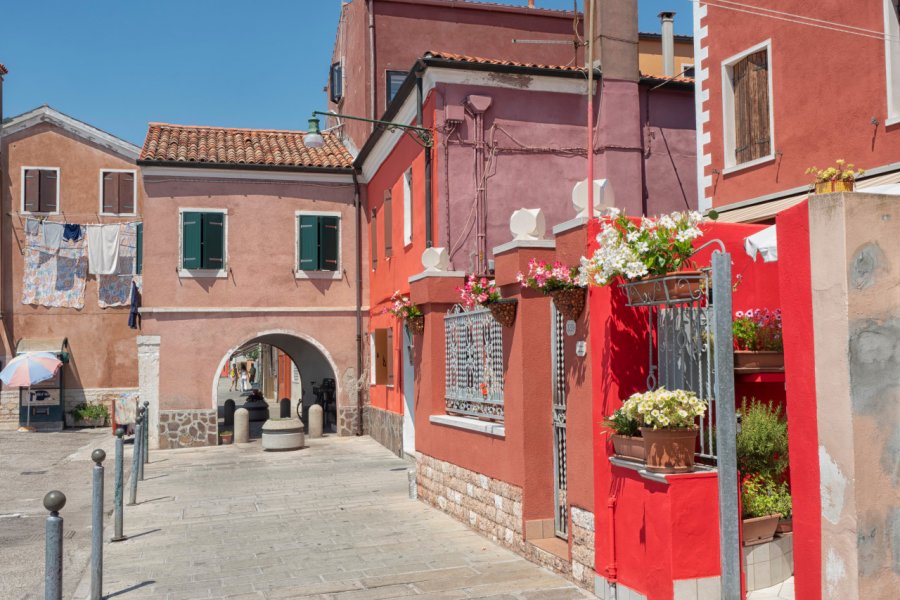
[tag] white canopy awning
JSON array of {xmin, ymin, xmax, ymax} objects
[{"xmin": 745, "ymin": 225, "xmax": 778, "ymax": 263}]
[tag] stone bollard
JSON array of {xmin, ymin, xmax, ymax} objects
[
  {"xmin": 43, "ymin": 490, "xmax": 66, "ymax": 600},
  {"xmin": 279, "ymin": 398, "xmax": 290, "ymax": 418},
  {"xmin": 224, "ymin": 399, "xmax": 236, "ymax": 427},
  {"xmin": 308, "ymin": 404, "xmax": 323, "ymax": 438},
  {"xmin": 111, "ymin": 428, "xmax": 126, "ymax": 542},
  {"xmin": 262, "ymin": 418, "xmax": 304, "ymax": 451},
  {"xmin": 234, "ymin": 408, "xmax": 250, "ymax": 444},
  {"xmin": 128, "ymin": 415, "xmax": 141, "ymax": 506},
  {"xmin": 90, "ymin": 450, "xmax": 105, "ymax": 600},
  {"xmin": 408, "ymin": 469, "xmax": 417, "ymax": 500}
]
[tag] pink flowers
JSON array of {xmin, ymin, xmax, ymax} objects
[
  {"xmin": 457, "ymin": 274, "xmax": 501, "ymax": 308},
  {"xmin": 733, "ymin": 308, "xmax": 783, "ymax": 351},
  {"xmin": 517, "ymin": 259, "xmax": 581, "ymax": 293},
  {"xmin": 384, "ymin": 290, "xmax": 423, "ymax": 319}
]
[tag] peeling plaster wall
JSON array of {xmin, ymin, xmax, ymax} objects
[{"xmin": 809, "ymin": 193, "xmax": 900, "ymax": 599}]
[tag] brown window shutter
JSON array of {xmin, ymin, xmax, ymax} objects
[
  {"xmin": 386, "ymin": 327, "xmax": 394, "ymax": 386},
  {"xmin": 119, "ymin": 172, "xmax": 135, "ymax": 213},
  {"xmin": 102, "ymin": 172, "xmax": 119, "ymax": 213},
  {"xmin": 749, "ymin": 50, "xmax": 771, "ymax": 160},
  {"xmin": 39, "ymin": 170, "xmax": 58, "ymax": 212},
  {"xmin": 383, "ymin": 190, "xmax": 393, "ymax": 257},
  {"xmin": 24, "ymin": 169, "xmax": 41, "ymax": 212},
  {"xmin": 371, "ymin": 209, "xmax": 378, "ymax": 270},
  {"xmin": 732, "ymin": 56, "xmax": 752, "ymax": 165}
]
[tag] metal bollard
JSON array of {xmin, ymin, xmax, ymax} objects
[
  {"xmin": 142, "ymin": 400, "xmax": 150, "ymax": 465},
  {"xmin": 111, "ymin": 427, "xmax": 126, "ymax": 542},
  {"xmin": 43, "ymin": 490, "xmax": 66, "ymax": 600},
  {"xmin": 128, "ymin": 415, "xmax": 141, "ymax": 505},
  {"xmin": 90, "ymin": 449, "xmax": 105, "ymax": 600},
  {"xmin": 137, "ymin": 406, "xmax": 146, "ymax": 481}
]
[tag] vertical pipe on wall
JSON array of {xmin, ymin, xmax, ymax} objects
[
  {"xmin": 352, "ymin": 171, "xmax": 363, "ymax": 435},
  {"xmin": 659, "ymin": 12, "xmax": 676, "ymax": 77},
  {"xmin": 417, "ymin": 75, "xmax": 433, "ymax": 248},
  {"xmin": 586, "ymin": 0, "xmax": 595, "ymax": 209},
  {"xmin": 367, "ymin": 0, "xmax": 376, "ymax": 127}
]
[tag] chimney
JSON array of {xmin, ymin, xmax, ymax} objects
[
  {"xmin": 528, "ymin": 0, "xmax": 535, "ymax": 7},
  {"xmin": 592, "ymin": 0, "xmax": 639, "ymax": 81},
  {"xmin": 659, "ymin": 11, "xmax": 676, "ymax": 77}
]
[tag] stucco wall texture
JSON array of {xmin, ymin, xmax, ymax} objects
[{"xmin": 808, "ymin": 193, "xmax": 900, "ymax": 600}]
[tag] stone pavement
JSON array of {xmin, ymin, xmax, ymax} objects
[{"xmin": 73, "ymin": 436, "xmax": 590, "ymax": 599}]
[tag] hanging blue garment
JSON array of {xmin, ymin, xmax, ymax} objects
[
  {"xmin": 128, "ymin": 281, "xmax": 141, "ymax": 329},
  {"xmin": 63, "ymin": 224, "xmax": 83, "ymax": 242}
]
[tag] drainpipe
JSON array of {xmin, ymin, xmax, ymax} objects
[
  {"xmin": 367, "ymin": 0, "xmax": 376, "ymax": 125},
  {"xmin": 465, "ymin": 94, "xmax": 492, "ymax": 274},
  {"xmin": 352, "ymin": 171, "xmax": 364, "ymax": 436},
  {"xmin": 607, "ymin": 494, "xmax": 619, "ymax": 600},
  {"xmin": 416, "ymin": 74, "xmax": 433, "ymax": 248},
  {"xmin": 586, "ymin": 0, "xmax": 595, "ymax": 216},
  {"xmin": 659, "ymin": 12, "xmax": 676, "ymax": 77}
]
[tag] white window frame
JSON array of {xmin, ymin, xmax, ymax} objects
[
  {"xmin": 885, "ymin": 0, "xmax": 900, "ymax": 125},
  {"xmin": 370, "ymin": 332, "xmax": 377, "ymax": 385},
  {"xmin": 402, "ymin": 168, "xmax": 413, "ymax": 246},
  {"xmin": 294, "ymin": 210, "xmax": 342, "ymax": 280},
  {"xmin": 721, "ymin": 40, "xmax": 776, "ymax": 174},
  {"xmin": 20, "ymin": 166, "xmax": 61, "ymax": 215},
  {"xmin": 98, "ymin": 169, "xmax": 139, "ymax": 216},
  {"xmin": 178, "ymin": 207, "xmax": 228, "ymax": 279},
  {"xmin": 681, "ymin": 62, "xmax": 695, "ymax": 77}
]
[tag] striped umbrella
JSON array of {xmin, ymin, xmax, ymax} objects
[{"xmin": 1, "ymin": 352, "xmax": 62, "ymax": 387}]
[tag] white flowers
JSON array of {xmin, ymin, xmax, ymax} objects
[{"xmin": 621, "ymin": 387, "xmax": 708, "ymax": 430}]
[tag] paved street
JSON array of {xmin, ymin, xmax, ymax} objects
[{"xmin": 71, "ymin": 436, "xmax": 588, "ymax": 599}]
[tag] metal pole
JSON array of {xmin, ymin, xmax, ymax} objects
[
  {"xmin": 128, "ymin": 415, "xmax": 141, "ymax": 506},
  {"xmin": 90, "ymin": 449, "xmax": 105, "ymax": 600},
  {"xmin": 142, "ymin": 400, "xmax": 150, "ymax": 464},
  {"xmin": 111, "ymin": 427, "xmax": 126, "ymax": 542},
  {"xmin": 43, "ymin": 490, "xmax": 66, "ymax": 600},
  {"xmin": 137, "ymin": 406, "xmax": 145, "ymax": 481},
  {"xmin": 712, "ymin": 251, "xmax": 741, "ymax": 599}
]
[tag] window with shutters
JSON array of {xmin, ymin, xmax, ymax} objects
[
  {"xmin": 403, "ymin": 168, "xmax": 413, "ymax": 246},
  {"xmin": 100, "ymin": 170, "xmax": 137, "ymax": 215},
  {"xmin": 722, "ymin": 41, "xmax": 774, "ymax": 170},
  {"xmin": 295, "ymin": 211, "xmax": 341, "ymax": 279},
  {"xmin": 383, "ymin": 190, "xmax": 393, "ymax": 258},
  {"xmin": 179, "ymin": 209, "xmax": 227, "ymax": 277},
  {"xmin": 386, "ymin": 70, "xmax": 407, "ymax": 107},
  {"xmin": 136, "ymin": 223, "xmax": 143, "ymax": 275},
  {"xmin": 21, "ymin": 167, "xmax": 59, "ymax": 213},
  {"xmin": 884, "ymin": 0, "xmax": 900, "ymax": 122}
]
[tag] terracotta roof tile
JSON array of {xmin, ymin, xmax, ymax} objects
[
  {"xmin": 640, "ymin": 71, "xmax": 695, "ymax": 85},
  {"xmin": 424, "ymin": 50, "xmax": 584, "ymax": 72},
  {"xmin": 139, "ymin": 123, "xmax": 354, "ymax": 170}
]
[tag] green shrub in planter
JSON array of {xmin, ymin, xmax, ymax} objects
[
  {"xmin": 742, "ymin": 475, "xmax": 791, "ymax": 519},
  {"xmin": 604, "ymin": 407, "xmax": 640, "ymax": 437},
  {"xmin": 69, "ymin": 402, "xmax": 110, "ymax": 425},
  {"xmin": 736, "ymin": 398, "xmax": 788, "ymax": 479}
]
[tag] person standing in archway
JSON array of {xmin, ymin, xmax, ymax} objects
[
  {"xmin": 240, "ymin": 364, "xmax": 249, "ymax": 392},
  {"xmin": 249, "ymin": 362, "xmax": 257, "ymax": 387},
  {"xmin": 229, "ymin": 363, "xmax": 237, "ymax": 391}
]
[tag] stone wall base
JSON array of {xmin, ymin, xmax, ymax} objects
[
  {"xmin": 158, "ymin": 409, "xmax": 217, "ymax": 449},
  {"xmin": 364, "ymin": 405, "xmax": 402, "ymax": 457},
  {"xmin": 338, "ymin": 405, "xmax": 359, "ymax": 437},
  {"xmin": 571, "ymin": 506, "xmax": 596, "ymax": 589}
]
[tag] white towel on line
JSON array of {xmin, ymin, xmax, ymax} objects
[
  {"xmin": 41, "ymin": 222, "xmax": 64, "ymax": 252},
  {"xmin": 24, "ymin": 218, "xmax": 40, "ymax": 238},
  {"xmin": 87, "ymin": 224, "xmax": 121, "ymax": 275}
]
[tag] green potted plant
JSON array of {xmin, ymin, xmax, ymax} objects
[
  {"xmin": 517, "ymin": 259, "xmax": 586, "ymax": 320},
  {"xmin": 219, "ymin": 430, "xmax": 234, "ymax": 445},
  {"xmin": 68, "ymin": 402, "xmax": 110, "ymax": 428},
  {"xmin": 622, "ymin": 387, "xmax": 708, "ymax": 473},
  {"xmin": 604, "ymin": 407, "xmax": 643, "ymax": 461},
  {"xmin": 458, "ymin": 275, "xmax": 516, "ymax": 327},
  {"xmin": 385, "ymin": 290, "xmax": 424, "ymax": 335},
  {"xmin": 741, "ymin": 475, "xmax": 789, "ymax": 545},
  {"xmin": 733, "ymin": 308, "xmax": 784, "ymax": 371},
  {"xmin": 806, "ymin": 159, "xmax": 864, "ymax": 194}
]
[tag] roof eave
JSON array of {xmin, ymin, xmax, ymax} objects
[
  {"xmin": 136, "ymin": 159, "xmax": 356, "ymax": 175},
  {"xmin": 639, "ymin": 76, "xmax": 694, "ymax": 91}
]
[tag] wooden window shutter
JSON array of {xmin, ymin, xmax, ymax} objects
[
  {"xmin": 748, "ymin": 50, "xmax": 771, "ymax": 161},
  {"xmin": 39, "ymin": 170, "xmax": 57, "ymax": 212},
  {"xmin": 386, "ymin": 327, "xmax": 394, "ymax": 386},
  {"xmin": 298, "ymin": 215, "xmax": 320, "ymax": 270},
  {"xmin": 374, "ymin": 328, "xmax": 388, "ymax": 385},
  {"xmin": 181, "ymin": 212, "xmax": 203, "ymax": 269},
  {"xmin": 102, "ymin": 172, "xmax": 119, "ymax": 213},
  {"xmin": 371, "ymin": 209, "xmax": 378, "ymax": 270},
  {"xmin": 383, "ymin": 190, "xmax": 393, "ymax": 257},
  {"xmin": 119, "ymin": 173, "xmax": 135, "ymax": 214},
  {"xmin": 24, "ymin": 170, "xmax": 41, "ymax": 212},
  {"xmin": 135, "ymin": 223, "xmax": 143, "ymax": 275},
  {"xmin": 201, "ymin": 212, "xmax": 225, "ymax": 270},
  {"xmin": 732, "ymin": 56, "xmax": 752, "ymax": 165},
  {"xmin": 319, "ymin": 216, "xmax": 339, "ymax": 271}
]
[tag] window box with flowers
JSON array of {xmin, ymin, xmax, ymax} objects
[
  {"xmin": 457, "ymin": 275, "xmax": 516, "ymax": 327},
  {"xmin": 604, "ymin": 407, "xmax": 644, "ymax": 462},
  {"xmin": 517, "ymin": 259, "xmax": 586, "ymax": 320},
  {"xmin": 733, "ymin": 308, "xmax": 784, "ymax": 372},
  {"xmin": 385, "ymin": 290, "xmax": 424, "ymax": 335},
  {"xmin": 578, "ymin": 210, "xmax": 706, "ymax": 305},
  {"xmin": 806, "ymin": 159, "xmax": 864, "ymax": 194}
]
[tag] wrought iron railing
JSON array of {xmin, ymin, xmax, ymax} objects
[{"xmin": 443, "ymin": 304, "xmax": 505, "ymax": 420}]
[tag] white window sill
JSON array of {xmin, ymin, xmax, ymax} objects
[
  {"xmin": 99, "ymin": 213, "xmax": 139, "ymax": 218},
  {"xmin": 295, "ymin": 270, "xmax": 342, "ymax": 280},
  {"xmin": 722, "ymin": 154, "xmax": 776, "ymax": 176},
  {"xmin": 179, "ymin": 269, "xmax": 228, "ymax": 279},
  {"xmin": 21, "ymin": 211, "xmax": 62, "ymax": 217},
  {"xmin": 609, "ymin": 455, "xmax": 717, "ymax": 485},
  {"xmin": 429, "ymin": 414, "xmax": 505, "ymax": 438},
  {"xmin": 886, "ymin": 115, "xmax": 900, "ymax": 127}
]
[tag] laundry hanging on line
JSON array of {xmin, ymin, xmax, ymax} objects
[
  {"xmin": 41, "ymin": 221, "xmax": 64, "ymax": 252},
  {"xmin": 86, "ymin": 224, "xmax": 121, "ymax": 275},
  {"xmin": 98, "ymin": 223, "xmax": 139, "ymax": 308},
  {"xmin": 63, "ymin": 224, "xmax": 83, "ymax": 243}
]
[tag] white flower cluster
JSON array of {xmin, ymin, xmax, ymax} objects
[
  {"xmin": 577, "ymin": 210, "xmax": 704, "ymax": 287},
  {"xmin": 621, "ymin": 387, "xmax": 707, "ymax": 430}
]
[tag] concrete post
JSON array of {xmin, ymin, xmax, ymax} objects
[
  {"xmin": 111, "ymin": 427, "xmax": 126, "ymax": 542},
  {"xmin": 234, "ymin": 408, "xmax": 250, "ymax": 444},
  {"xmin": 142, "ymin": 400, "xmax": 150, "ymax": 465},
  {"xmin": 308, "ymin": 404, "xmax": 323, "ymax": 438},
  {"xmin": 279, "ymin": 398, "xmax": 290, "ymax": 418},
  {"xmin": 43, "ymin": 490, "xmax": 66, "ymax": 600},
  {"xmin": 137, "ymin": 406, "xmax": 145, "ymax": 481},
  {"xmin": 90, "ymin": 450, "xmax": 105, "ymax": 600},
  {"xmin": 224, "ymin": 399, "xmax": 236, "ymax": 427},
  {"xmin": 128, "ymin": 415, "xmax": 141, "ymax": 506}
]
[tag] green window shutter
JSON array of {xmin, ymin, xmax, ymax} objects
[
  {"xmin": 201, "ymin": 212, "xmax": 225, "ymax": 270},
  {"xmin": 298, "ymin": 215, "xmax": 319, "ymax": 270},
  {"xmin": 319, "ymin": 216, "xmax": 339, "ymax": 271},
  {"xmin": 135, "ymin": 223, "xmax": 143, "ymax": 275},
  {"xmin": 182, "ymin": 212, "xmax": 202, "ymax": 269}
]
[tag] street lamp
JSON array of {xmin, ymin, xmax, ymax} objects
[{"xmin": 303, "ymin": 111, "xmax": 433, "ymax": 148}]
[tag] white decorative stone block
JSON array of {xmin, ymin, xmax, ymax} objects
[
  {"xmin": 509, "ymin": 208, "xmax": 546, "ymax": 240},
  {"xmin": 572, "ymin": 178, "xmax": 615, "ymax": 218},
  {"xmin": 421, "ymin": 247, "xmax": 450, "ymax": 272},
  {"xmin": 261, "ymin": 418, "xmax": 304, "ymax": 451}
]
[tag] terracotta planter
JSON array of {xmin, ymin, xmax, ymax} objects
[
  {"xmin": 550, "ymin": 288, "xmax": 586, "ymax": 320},
  {"xmin": 406, "ymin": 315, "xmax": 425, "ymax": 335},
  {"xmin": 219, "ymin": 433, "xmax": 233, "ymax": 445},
  {"xmin": 814, "ymin": 180, "xmax": 854, "ymax": 194},
  {"xmin": 734, "ymin": 350, "xmax": 784, "ymax": 372},
  {"xmin": 776, "ymin": 518, "xmax": 793, "ymax": 534},
  {"xmin": 487, "ymin": 299, "xmax": 517, "ymax": 327},
  {"xmin": 623, "ymin": 271, "xmax": 705, "ymax": 306},
  {"xmin": 742, "ymin": 513, "xmax": 781, "ymax": 546},
  {"xmin": 640, "ymin": 427, "xmax": 698, "ymax": 473},
  {"xmin": 612, "ymin": 434, "xmax": 645, "ymax": 461}
]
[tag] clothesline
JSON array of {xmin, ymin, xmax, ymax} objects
[{"xmin": 8, "ymin": 212, "xmax": 144, "ymax": 226}]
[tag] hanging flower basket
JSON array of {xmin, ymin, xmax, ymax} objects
[
  {"xmin": 487, "ymin": 299, "xmax": 517, "ymax": 327},
  {"xmin": 814, "ymin": 180, "xmax": 854, "ymax": 194},
  {"xmin": 406, "ymin": 315, "xmax": 425, "ymax": 336},
  {"xmin": 550, "ymin": 288, "xmax": 586, "ymax": 320},
  {"xmin": 621, "ymin": 271, "xmax": 705, "ymax": 306}
]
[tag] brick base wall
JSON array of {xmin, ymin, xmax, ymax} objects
[
  {"xmin": 364, "ymin": 405, "xmax": 402, "ymax": 457},
  {"xmin": 158, "ymin": 409, "xmax": 217, "ymax": 449}
]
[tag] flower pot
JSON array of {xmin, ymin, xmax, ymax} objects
[
  {"xmin": 550, "ymin": 288, "xmax": 586, "ymax": 320},
  {"xmin": 623, "ymin": 271, "xmax": 705, "ymax": 306},
  {"xmin": 776, "ymin": 517, "xmax": 793, "ymax": 534},
  {"xmin": 742, "ymin": 513, "xmax": 781, "ymax": 546},
  {"xmin": 219, "ymin": 433, "xmax": 233, "ymax": 445},
  {"xmin": 406, "ymin": 315, "xmax": 425, "ymax": 335},
  {"xmin": 734, "ymin": 350, "xmax": 784, "ymax": 372},
  {"xmin": 612, "ymin": 434, "xmax": 645, "ymax": 461},
  {"xmin": 814, "ymin": 180, "xmax": 854, "ymax": 194},
  {"xmin": 640, "ymin": 427, "xmax": 698, "ymax": 473},
  {"xmin": 487, "ymin": 299, "xmax": 517, "ymax": 327}
]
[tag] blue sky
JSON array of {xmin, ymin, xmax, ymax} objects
[{"xmin": 0, "ymin": 0, "xmax": 694, "ymax": 145}]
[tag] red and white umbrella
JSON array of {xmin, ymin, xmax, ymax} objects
[{"xmin": 0, "ymin": 352, "xmax": 63, "ymax": 432}]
